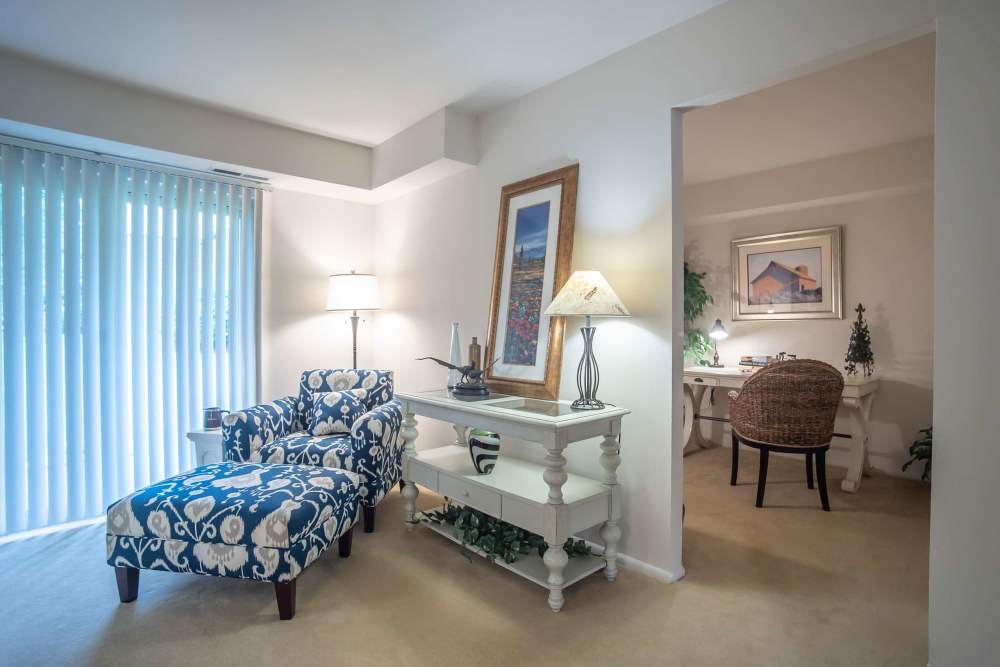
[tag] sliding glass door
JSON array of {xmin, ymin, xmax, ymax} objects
[{"xmin": 0, "ymin": 141, "xmax": 260, "ymax": 536}]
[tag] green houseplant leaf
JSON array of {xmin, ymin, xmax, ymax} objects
[
  {"xmin": 684, "ymin": 263, "xmax": 714, "ymax": 365},
  {"xmin": 901, "ymin": 427, "xmax": 932, "ymax": 480},
  {"xmin": 420, "ymin": 503, "xmax": 595, "ymax": 565}
]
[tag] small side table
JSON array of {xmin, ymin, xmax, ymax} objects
[{"xmin": 186, "ymin": 429, "xmax": 224, "ymax": 467}]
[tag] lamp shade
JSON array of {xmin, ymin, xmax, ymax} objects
[
  {"xmin": 326, "ymin": 272, "xmax": 379, "ymax": 311},
  {"xmin": 544, "ymin": 270, "xmax": 630, "ymax": 317},
  {"xmin": 709, "ymin": 318, "xmax": 728, "ymax": 340}
]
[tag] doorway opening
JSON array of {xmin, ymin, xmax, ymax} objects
[{"xmin": 674, "ymin": 32, "xmax": 935, "ymax": 658}]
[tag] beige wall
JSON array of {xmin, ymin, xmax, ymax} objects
[
  {"xmin": 369, "ymin": 0, "xmax": 950, "ymax": 582},
  {"xmin": 260, "ymin": 189, "xmax": 375, "ymax": 399},
  {"xmin": 684, "ymin": 138, "xmax": 934, "ymax": 476},
  {"xmin": 256, "ymin": 2, "xmax": 998, "ymax": 661}
]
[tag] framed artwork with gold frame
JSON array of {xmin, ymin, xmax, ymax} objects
[{"xmin": 484, "ymin": 164, "xmax": 578, "ymax": 400}]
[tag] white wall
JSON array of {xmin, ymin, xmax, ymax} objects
[
  {"xmin": 685, "ymin": 138, "xmax": 934, "ymax": 476},
  {"xmin": 930, "ymin": 2, "xmax": 1000, "ymax": 665},
  {"xmin": 372, "ymin": 0, "xmax": 949, "ymax": 583},
  {"xmin": 0, "ymin": 49, "xmax": 371, "ymax": 188},
  {"xmin": 257, "ymin": 1, "xmax": 998, "ymax": 661},
  {"xmin": 260, "ymin": 189, "xmax": 375, "ymax": 399}
]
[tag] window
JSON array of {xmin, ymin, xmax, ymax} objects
[{"xmin": 0, "ymin": 142, "xmax": 260, "ymax": 536}]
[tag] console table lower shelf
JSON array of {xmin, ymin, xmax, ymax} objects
[
  {"xmin": 418, "ymin": 505, "xmax": 607, "ymax": 589},
  {"xmin": 405, "ymin": 444, "xmax": 619, "ymax": 612}
]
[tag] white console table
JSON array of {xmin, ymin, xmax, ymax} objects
[
  {"xmin": 397, "ymin": 390, "xmax": 629, "ymax": 612},
  {"xmin": 682, "ymin": 366, "xmax": 880, "ymax": 493}
]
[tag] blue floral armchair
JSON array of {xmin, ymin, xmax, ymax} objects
[{"xmin": 222, "ymin": 369, "xmax": 403, "ymax": 532}]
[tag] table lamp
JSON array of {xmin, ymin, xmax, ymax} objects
[
  {"xmin": 326, "ymin": 270, "xmax": 379, "ymax": 369},
  {"xmin": 708, "ymin": 318, "xmax": 728, "ymax": 368},
  {"xmin": 544, "ymin": 270, "xmax": 630, "ymax": 410}
]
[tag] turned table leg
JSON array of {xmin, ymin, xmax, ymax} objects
[
  {"xmin": 401, "ymin": 409, "xmax": 420, "ymax": 528},
  {"xmin": 542, "ymin": 441, "xmax": 570, "ymax": 611},
  {"xmin": 543, "ymin": 543, "xmax": 569, "ymax": 612},
  {"xmin": 452, "ymin": 423, "xmax": 469, "ymax": 447},
  {"xmin": 543, "ymin": 445, "xmax": 567, "ymax": 505},
  {"xmin": 599, "ymin": 433, "xmax": 622, "ymax": 581}
]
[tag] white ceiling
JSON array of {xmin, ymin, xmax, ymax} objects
[
  {"xmin": 0, "ymin": 0, "xmax": 725, "ymax": 146},
  {"xmin": 684, "ymin": 33, "xmax": 935, "ymax": 184}
]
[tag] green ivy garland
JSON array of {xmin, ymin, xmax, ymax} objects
[{"xmin": 421, "ymin": 503, "xmax": 592, "ymax": 564}]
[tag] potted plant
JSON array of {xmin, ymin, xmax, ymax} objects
[
  {"xmin": 902, "ymin": 427, "xmax": 932, "ymax": 480},
  {"xmin": 684, "ymin": 263, "xmax": 713, "ymax": 366}
]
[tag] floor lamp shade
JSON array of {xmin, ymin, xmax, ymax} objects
[
  {"xmin": 326, "ymin": 272, "xmax": 379, "ymax": 369},
  {"xmin": 326, "ymin": 272, "xmax": 379, "ymax": 312}
]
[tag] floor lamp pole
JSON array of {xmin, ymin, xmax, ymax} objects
[{"xmin": 350, "ymin": 310, "xmax": 359, "ymax": 369}]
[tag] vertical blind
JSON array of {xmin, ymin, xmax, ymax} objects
[{"xmin": 0, "ymin": 141, "xmax": 260, "ymax": 536}]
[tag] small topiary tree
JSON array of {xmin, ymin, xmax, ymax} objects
[{"xmin": 845, "ymin": 302, "xmax": 874, "ymax": 377}]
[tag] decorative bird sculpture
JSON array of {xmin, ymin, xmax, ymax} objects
[{"xmin": 416, "ymin": 356, "xmax": 498, "ymax": 395}]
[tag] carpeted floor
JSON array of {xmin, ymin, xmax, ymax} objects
[{"xmin": 0, "ymin": 446, "xmax": 930, "ymax": 666}]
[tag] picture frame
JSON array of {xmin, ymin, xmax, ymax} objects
[
  {"xmin": 484, "ymin": 164, "xmax": 578, "ymax": 400},
  {"xmin": 731, "ymin": 226, "xmax": 843, "ymax": 321}
]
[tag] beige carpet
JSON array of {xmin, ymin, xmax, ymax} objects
[{"xmin": 0, "ymin": 447, "xmax": 929, "ymax": 666}]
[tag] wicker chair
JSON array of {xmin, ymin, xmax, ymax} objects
[{"xmin": 729, "ymin": 360, "xmax": 844, "ymax": 511}]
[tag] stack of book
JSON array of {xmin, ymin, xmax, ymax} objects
[{"xmin": 739, "ymin": 355, "xmax": 774, "ymax": 371}]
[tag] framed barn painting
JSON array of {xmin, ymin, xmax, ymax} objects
[
  {"xmin": 484, "ymin": 164, "xmax": 578, "ymax": 399},
  {"xmin": 731, "ymin": 226, "xmax": 843, "ymax": 321}
]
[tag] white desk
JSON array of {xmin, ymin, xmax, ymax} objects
[
  {"xmin": 397, "ymin": 389, "xmax": 629, "ymax": 612},
  {"xmin": 682, "ymin": 366, "xmax": 880, "ymax": 493}
]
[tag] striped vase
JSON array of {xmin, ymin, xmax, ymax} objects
[{"xmin": 467, "ymin": 429, "xmax": 500, "ymax": 474}]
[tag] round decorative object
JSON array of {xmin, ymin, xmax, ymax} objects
[{"xmin": 467, "ymin": 429, "xmax": 500, "ymax": 474}]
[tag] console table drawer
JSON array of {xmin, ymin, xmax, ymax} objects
[
  {"xmin": 439, "ymin": 472, "xmax": 501, "ymax": 516},
  {"xmin": 685, "ymin": 374, "xmax": 719, "ymax": 386}
]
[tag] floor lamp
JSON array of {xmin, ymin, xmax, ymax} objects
[{"xmin": 326, "ymin": 271, "xmax": 379, "ymax": 369}]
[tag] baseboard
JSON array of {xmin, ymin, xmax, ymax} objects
[
  {"xmin": 583, "ymin": 539, "xmax": 684, "ymax": 583},
  {"xmin": 618, "ymin": 551, "xmax": 685, "ymax": 583}
]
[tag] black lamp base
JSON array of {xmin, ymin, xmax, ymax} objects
[{"xmin": 571, "ymin": 319, "xmax": 605, "ymax": 411}]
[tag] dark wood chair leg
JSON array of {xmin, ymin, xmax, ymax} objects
[
  {"xmin": 755, "ymin": 448, "xmax": 769, "ymax": 508},
  {"xmin": 338, "ymin": 526, "xmax": 354, "ymax": 557},
  {"xmin": 806, "ymin": 451, "xmax": 815, "ymax": 489},
  {"xmin": 816, "ymin": 449, "xmax": 831, "ymax": 511},
  {"xmin": 275, "ymin": 580, "xmax": 296, "ymax": 620},
  {"xmin": 730, "ymin": 432, "xmax": 740, "ymax": 486},
  {"xmin": 399, "ymin": 480, "xmax": 405, "ymax": 493},
  {"xmin": 115, "ymin": 566, "xmax": 139, "ymax": 603},
  {"xmin": 362, "ymin": 505, "xmax": 375, "ymax": 533}
]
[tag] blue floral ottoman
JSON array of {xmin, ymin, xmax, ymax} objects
[{"xmin": 106, "ymin": 461, "xmax": 359, "ymax": 620}]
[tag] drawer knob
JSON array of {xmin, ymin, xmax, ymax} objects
[{"xmin": 694, "ymin": 377, "xmax": 703, "ymax": 383}]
